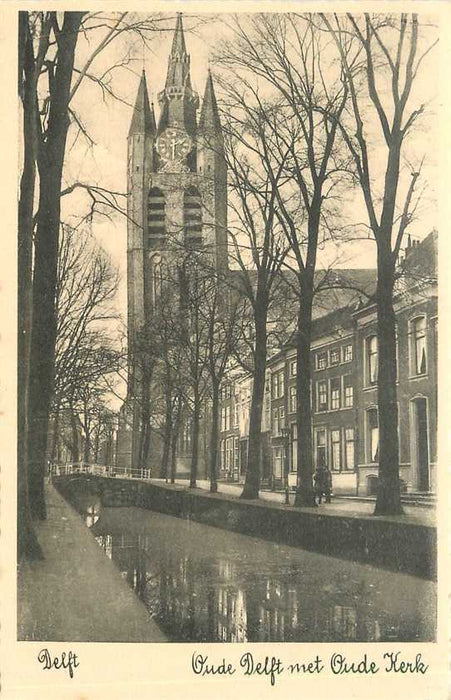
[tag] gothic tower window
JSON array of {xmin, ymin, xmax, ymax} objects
[
  {"xmin": 147, "ymin": 187, "xmax": 166, "ymax": 248},
  {"xmin": 184, "ymin": 186, "xmax": 202, "ymax": 248}
]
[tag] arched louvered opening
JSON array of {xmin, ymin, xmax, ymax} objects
[
  {"xmin": 147, "ymin": 187, "xmax": 166, "ymax": 248},
  {"xmin": 184, "ymin": 186, "xmax": 202, "ymax": 248}
]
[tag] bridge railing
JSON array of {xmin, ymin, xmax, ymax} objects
[{"xmin": 51, "ymin": 462, "xmax": 152, "ymax": 481}]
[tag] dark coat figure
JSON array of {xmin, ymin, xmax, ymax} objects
[{"xmin": 314, "ymin": 466, "xmax": 332, "ymax": 504}]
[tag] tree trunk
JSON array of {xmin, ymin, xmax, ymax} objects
[
  {"xmin": 17, "ymin": 12, "xmax": 42, "ymax": 559},
  {"xmin": 209, "ymin": 381, "xmax": 220, "ymax": 493},
  {"xmin": 26, "ymin": 12, "xmax": 83, "ymax": 519},
  {"xmin": 69, "ymin": 404, "xmax": 79, "ymax": 462},
  {"xmin": 189, "ymin": 397, "xmax": 201, "ymax": 488},
  {"xmin": 374, "ymin": 237, "xmax": 403, "ymax": 515},
  {"xmin": 161, "ymin": 390, "xmax": 172, "ymax": 480},
  {"xmin": 170, "ymin": 403, "xmax": 181, "ymax": 484},
  {"xmin": 83, "ymin": 429, "xmax": 91, "ymax": 463},
  {"xmin": 93, "ymin": 425, "xmax": 100, "ymax": 463},
  {"xmin": 294, "ymin": 286, "xmax": 316, "ymax": 507},
  {"xmin": 138, "ymin": 374, "xmax": 151, "ymax": 469},
  {"xmin": 105, "ymin": 429, "xmax": 112, "ymax": 466},
  {"xmin": 50, "ymin": 401, "xmax": 60, "ymax": 461},
  {"xmin": 241, "ymin": 304, "xmax": 267, "ymax": 499}
]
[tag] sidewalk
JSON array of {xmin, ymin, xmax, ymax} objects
[
  {"xmin": 153, "ymin": 478, "xmax": 436, "ymax": 527},
  {"xmin": 18, "ymin": 483, "xmax": 167, "ymax": 642}
]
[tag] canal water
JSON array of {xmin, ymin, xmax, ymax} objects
[{"xmin": 69, "ymin": 488, "xmax": 435, "ymax": 643}]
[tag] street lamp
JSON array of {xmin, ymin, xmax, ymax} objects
[{"xmin": 280, "ymin": 426, "xmax": 290, "ymax": 505}]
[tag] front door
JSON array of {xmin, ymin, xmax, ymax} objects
[{"xmin": 413, "ymin": 398, "xmax": 429, "ymax": 491}]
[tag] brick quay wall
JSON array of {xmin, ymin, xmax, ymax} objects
[{"xmin": 53, "ymin": 475, "xmax": 436, "ymax": 581}]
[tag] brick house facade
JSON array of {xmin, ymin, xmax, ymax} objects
[{"xmin": 218, "ymin": 232, "xmax": 438, "ymax": 496}]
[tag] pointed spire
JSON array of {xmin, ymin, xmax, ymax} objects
[
  {"xmin": 128, "ymin": 71, "xmax": 156, "ymax": 137},
  {"xmin": 170, "ymin": 13, "xmax": 187, "ymax": 58},
  {"xmin": 165, "ymin": 13, "xmax": 191, "ymax": 90},
  {"xmin": 199, "ymin": 70, "xmax": 222, "ymax": 133}
]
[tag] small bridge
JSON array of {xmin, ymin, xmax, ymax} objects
[
  {"xmin": 51, "ymin": 463, "xmax": 154, "ymax": 508},
  {"xmin": 51, "ymin": 462, "xmax": 152, "ymax": 481}
]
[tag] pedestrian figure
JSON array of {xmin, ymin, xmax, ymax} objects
[
  {"xmin": 314, "ymin": 465, "xmax": 332, "ymax": 504},
  {"xmin": 324, "ymin": 466, "xmax": 332, "ymax": 503}
]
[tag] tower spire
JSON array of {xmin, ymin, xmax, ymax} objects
[
  {"xmin": 165, "ymin": 12, "xmax": 191, "ymax": 90},
  {"xmin": 199, "ymin": 70, "xmax": 222, "ymax": 135},
  {"xmin": 170, "ymin": 12, "xmax": 187, "ymax": 58},
  {"xmin": 128, "ymin": 70, "xmax": 156, "ymax": 137},
  {"xmin": 158, "ymin": 12, "xmax": 198, "ymax": 136}
]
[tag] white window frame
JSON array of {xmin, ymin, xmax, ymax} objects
[
  {"xmin": 316, "ymin": 352, "xmax": 327, "ymax": 371},
  {"xmin": 225, "ymin": 405, "xmax": 231, "ymax": 431},
  {"xmin": 409, "ymin": 315, "xmax": 427, "ymax": 376},
  {"xmin": 330, "ymin": 347, "xmax": 341, "ymax": 366},
  {"xmin": 272, "ymin": 370, "xmax": 285, "ymax": 399},
  {"xmin": 344, "ymin": 427, "xmax": 355, "ymax": 470},
  {"xmin": 234, "ymin": 437, "xmax": 240, "ymax": 470},
  {"xmin": 330, "ymin": 377, "xmax": 341, "ymax": 410},
  {"xmin": 315, "ymin": 428, "xmax": 327, "ymax": 467},
  {"xmin": 290, "ymin": 423, "xmax": 298, "ymax": 473},
  {"xmin": 343, "ymin": 344, "xmax": 353, "ymax": 363},
  {"xmin": 330, "ymin": 429, "xmax": 341, "ymax": 471},
  {"xmin": 366, "ymin": 407, "xmax": 379, "ymax": 463},
  {"xmin": 233, "ymin": 401, "xmax": 239, "ymax": 428},
  {"xmin": 343, "ymin": 375, "xmax": 353, "ymax": 408},
  {"xmin": 365, "ymin": 334, "xmax": 378, "ymax": 387},
  {"xmin": 317, "ymin": 380, "xmax": 328, "ymax": 412},
  {"xmin": 279, "ymin": 406, "xmax": 285, "ymax": 430}
]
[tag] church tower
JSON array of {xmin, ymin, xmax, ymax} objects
[{"xmin": 119, "ymin": 13, "xmax": 228, "ymax": 471}]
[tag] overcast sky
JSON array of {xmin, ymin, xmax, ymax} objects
[{"xmin": 60, "ymin": 11, "xmax": 439, "ymax": 322}]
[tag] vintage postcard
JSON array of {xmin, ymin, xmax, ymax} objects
[{"xmin": 1, "ymin": 1, "xmax": 449, "ymax": 698}]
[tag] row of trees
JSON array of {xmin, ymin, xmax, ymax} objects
[
  {"xmin": 130, "ymin": 252, "xmax": 241, "ymax": 493},
  {"xmin": 18, "ymin": 11, "xmax": 178, "ymax": 558},
  {"xmin": 138, "ymin": 12, "xmax": 434, "ymax": 510},
  {"xmin": 51, "ymin": 225, "xmax": 121, "ymax": 466},
  {"xmin": 18, "ymin": 12, "xmax": 436, "ymax": 559},
  {"xmin": 211, "ymin": 13, "xmax": 435, "ymax": 514}
]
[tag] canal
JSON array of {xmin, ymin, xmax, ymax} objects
[{"xmin": 68, "ymin": 487, "xmax": 435, "ymax": 643}]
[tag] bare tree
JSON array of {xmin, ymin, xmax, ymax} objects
[
  {"xmin": 18, "ymin": 12, "xmax": 43, "ymax": 557},
  {"xmin": 23, "ymin": 12, "xmax": 84, "ymax": 524},
  {"xmin": 53, "ymin": 225, "xmax": 119, "ymax": 404},
  {"xmin": 217, "ymin": 105, "xmax": 288, "ymax": 499},
  {"xmin": 321, "ymin": 12, "xmax": 437, "ymax": 514},
  {"xmin": 217, "ymin": 14, "xmax": 350, "ymax": 505},
  {"xmin": 202, "ymin": 282, "xmax": 240, "ymax": 493},
  {"xmin": 18, "ymin": 11, "xmax": 179, "ymax": 546},
  {"xmin": 177, "ymin": 255, "xmax": 213, "ymax": 488}
]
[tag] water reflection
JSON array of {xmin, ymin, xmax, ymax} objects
[{"xmin": 70, "ymin": 489, "xmax": 435, "ymax": 643}]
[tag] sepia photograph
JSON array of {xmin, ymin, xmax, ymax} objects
[{"xmin": 14, "ymin": 4, "xmax": 441, "ymax": 656}]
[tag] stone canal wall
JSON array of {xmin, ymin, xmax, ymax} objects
[{"xmin": 53, "ymin": 476, "xmax": 436, "ymax": 581}]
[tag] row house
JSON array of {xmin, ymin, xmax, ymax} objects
[
  {"xmin": 218, "ymin": 378, "xmax": 241, "ymax": 481},
  {"xmin": 218, "ymin": 232, "xmax": 437, "ymax": 496},
  {"xmin": 354, "ymin": 235, "xmax": 438, "ymax": 495},
  {"xmin": 310, "ymin": 308, "xmax": 359, "ymax": 494},
  {"xmin": 218, "ymin": 372, "xmax": 273, "ymax": 483},
  {"xmin": 262, "ymin": 307, "xmax": 358, "ymax": 494}
]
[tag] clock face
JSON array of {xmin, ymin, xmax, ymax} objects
[{"xmin": 157, "ymin": 128, "xmax": 192, "ymax": 161}]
